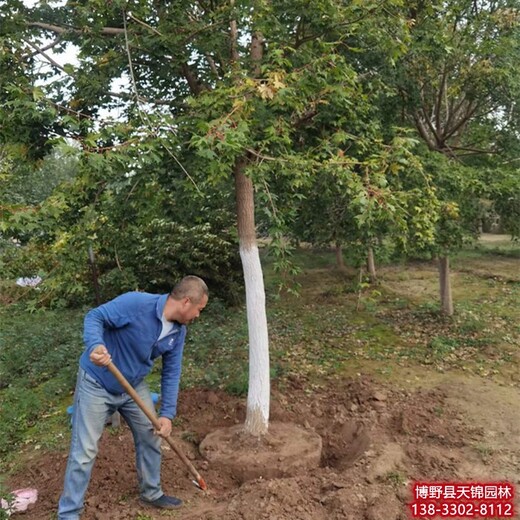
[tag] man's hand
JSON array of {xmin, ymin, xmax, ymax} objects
[
  {"xmin": 155, "ymin": 417, "xmax": 172, "ymax": 438},
  {"xmin": 90, "ymin": 344, "xmax": 111, "ymax": 366}
]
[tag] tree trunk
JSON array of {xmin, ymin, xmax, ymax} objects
[
  {"xmin": 88, "ymin": 245, "xmax": 102, "ymax": 305},
  {"xmin": 367, "ymin": 246, "xmax": 377, "ymax": 282},
  {"xmin": 234, "ymin": 158, "xmax": 270, "ymax": 436},
  {"xmin": 439, "ymin": 256, "xmax": 454, "ymax": 316},
  {"xmin": 335, "ymin": 242, "xmax": 345, "ymax": 270}
]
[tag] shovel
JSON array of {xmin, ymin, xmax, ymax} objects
[{"xmin": 106, "ymin": 361, "xmax": 208, "ymax": 491}]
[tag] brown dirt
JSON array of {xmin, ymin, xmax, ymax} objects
[
  {"xmin": 200, "ymin": 422, "xmax": 323, "ymax": 483},
  {"xmin": 6, "ymin": 372, "xmax": 520, "ymax": 519}
]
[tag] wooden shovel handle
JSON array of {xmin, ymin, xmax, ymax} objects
[{"xmin": 106, "ymin": 361, "xmax": 207, "ymax": 490}]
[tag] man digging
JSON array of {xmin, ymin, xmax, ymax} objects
[{"xmin": 57, "ymin": 276, "xmax": 208, "ymax": 519}]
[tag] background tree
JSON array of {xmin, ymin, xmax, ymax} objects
[
  {"xmin": 292, "ymin": 134, "xmax": 440, "ymax": 284},
  {"xmin": 421, "ymin": 152, "xmax": 483, "ymax": 315},
  {"xmin": 376, "ymin": 0, "xmax": 520, "ymax": 314},
  {"xmin": 393, "ymin": 0, "xmax": 520, "ymax": 158}
]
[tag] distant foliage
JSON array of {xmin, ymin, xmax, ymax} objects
[
  {"xmin": 488, "ymin": 168, "xmax": 520, "ymax": 239},
  {"xmin": 1, "ymin": 216, "xmax": 243, "ymax": 307},
  {"xmin": 99, "ymin": 219, "xmax": 243, "ymax": 304},
  {"xmin": 0, "ymin": 146, "xmax": 243, "ymax": 307}
]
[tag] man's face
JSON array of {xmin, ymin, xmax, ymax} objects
[{"xmin": 178, "ymin": 294, "xmax": 208, "ymax": 324}]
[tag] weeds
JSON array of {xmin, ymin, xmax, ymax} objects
[
  {"xmin": 474, "ymin": 443, "xmax": 494, "ymax": 462},
  {"xmin": 383, "ymin": 471, "xmax": 407, "ymax": 488},
  {"xmin": 0, "ymin": 307, "xmax": 83, "ymax": 389},
  {"xmin": 428, "ymin": 336, "xmax": 460, "ymax": 358},
  {"xmin": 0, "ymin": 479, "xmax": 13, "ymax": 520},
  {"xmin": 0, "ymin": 387, "xmax": 42, "ymax": 454},
  {"xmin": 181, "ymin": 431, "xmax": 199, "ymax": 444}
]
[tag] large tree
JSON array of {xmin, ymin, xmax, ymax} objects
[
  {"xmin": 377, "ymin": 0, "xmax": 520, "ymax": 314},
  {"xmin": 2, "ymin": 0, "xmax": 411, "ymax": 435}
]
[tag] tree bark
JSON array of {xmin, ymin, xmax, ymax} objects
[
  {"xmin": 335, "ymin": 241, "xmax": 345, "ymax": 271},
  {"xmin": 367, "ymin": 246, "xmax": 377, "ymax": 282},
  {"xmin": 229, "ymin": 0, "xmax": 240, "ymax": 64},
  {"xmin": 250, "ymin": 31, "xmax": 263, "ymax": 77},
  {"xmin": 87, "ymin": 245, "xmax": 102, "ymax": 306},
  {"xmin": 181, "ymin": 63, "xmax": 205, "ymax": 96},
  {"xmin": 234, "ymin": 159, "xmax": 270, "ymax": 436},
  {"xmin": 439, "ymin": 256, "xmax": 454, "ymax": 316}
]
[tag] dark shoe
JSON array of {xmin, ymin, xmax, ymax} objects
[{"xmin": 140, "ymin": 494, "xmax": 183, "ymax": 509}]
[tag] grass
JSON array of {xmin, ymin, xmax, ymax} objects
[
  {"xmin": 0, "ymin": 305, "xmax": 84, "ymax": 468},
  {"xmin": 1, "ymin": 237, "xmax": 519, "ymax": 475},
  {"xmin": 383, "ymin": 470, "xmax": 408, "ymax": 488},
  {"xmin": 455, "ymin": 236, "xmax": 520, "ymax": 261}
]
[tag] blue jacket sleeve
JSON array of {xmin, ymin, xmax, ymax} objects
[
  {"xmin": 83, "ymin": 293, "xmax": 135, "ymax": 353},
  {"xmin": 159, "ymin": 328, "xmax": 186, "ymax": 419}
]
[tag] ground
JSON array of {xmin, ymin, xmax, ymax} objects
[
  {"xmin": 4, "ymin": 235, "xmax": 520, "ymax": 519},
  {"xmin": 6, "ymin": 369, "xmax": 520, "ymax": 520}
]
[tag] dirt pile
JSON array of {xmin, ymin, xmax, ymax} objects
[{"xmin": 6, "ymin": 374, "xmax": 514, "ymax": 519}]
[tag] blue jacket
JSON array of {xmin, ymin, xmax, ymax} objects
[{"xmin": 80, "ymin": 291, "xmax": 186, "ymax": 419}]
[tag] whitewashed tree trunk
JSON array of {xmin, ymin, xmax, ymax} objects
[
  {"xmin": 234, "ymin": 160, "xmax": 270, "ymax": 436},
  {"xmin": 439, "ymin": 256, "xmax": 454, "ymax": 316}
]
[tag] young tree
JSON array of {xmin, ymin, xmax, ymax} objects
[{"xmin": 421, "ymin": 152, "xmax": 483, "ymax": 315}]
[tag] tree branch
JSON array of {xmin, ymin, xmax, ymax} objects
[
  {"xmin": 411, "ymin": 112, "xmax": 438, "ymax": 150},
  {"xmin": 126, "ymin": 11, "xmax": 207, "ymax": 95},
  {"xmin": 435, "ymin": 67, "xmax": 448, "ymax": 134},
  {"xmin": 181, "ymin": 63, "xmax": 206, "ymax": 95},
  {"xmin": 108, "ymin": 91, "xmax": 180, "ymax": 106},
  {"xmin": 22, "ymin": 38, "xmax": 71, "ymax": 75},
  {"xmin": 444, "ymin": 101, "xmax": 479, "ymax": 141},
  {"xmin": 23, "ymin": 35, "xmax": 62, "ymax": 59},
  {"xmin": 445, "ymin": 92, "xmax": 467, "ymax": 132},
  {"xmin": 27, "ymin": 21, "xmax": 124, "ymax": 35},
  {"xmin": 419, "ymin": 104, "xmax": 442, "ymax": 146},
  {"xmin": 246, "ymin": 148, "xmax": 289, "ymax": 162},
  {"xmin": 294, "ymin": 1, "xmax": 388, "ymax": 48},
  {"xmin": 126, "ymin": 11, "xmax": 162, "ymax": 36},
  {"xmin": 451, "ymin": 146, "xmax": 500, "ymax": 157},
  {"xmin": 205, "ymin": 53, "xmax": 220, "ymax": 77},
  {"xmin": 443, "ymin": 145, "xmax": 498, "ymax": 155}
]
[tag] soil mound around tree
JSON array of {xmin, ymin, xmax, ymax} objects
[
  {"xmin": 200, "ymin": 422, "xmax": 323, "ymax": 482},
  {"xmin": 6, "ymin": 374, "xmax": 519, "ymax": 519}
]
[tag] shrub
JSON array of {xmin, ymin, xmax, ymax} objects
[{"xmin": 0, "ymin": 219, "xmax": 243, "ymax": 308}]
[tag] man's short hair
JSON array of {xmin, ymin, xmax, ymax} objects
[{"xmin": 170, "ymin": 276, "xmax": 208, "ymax": 303}]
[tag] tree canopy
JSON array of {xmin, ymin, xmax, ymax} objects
[{"xmin": 1, "ymin": 0, "xmax": 519, "ymax": 300}]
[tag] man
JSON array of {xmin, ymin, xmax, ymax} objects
[{"xmin": 58, "ymin": 275, "xmax": 209, "ymax": 519}]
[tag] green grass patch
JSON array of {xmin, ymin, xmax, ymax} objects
[
  {"xmin": 0, "ymin": 305, "xmax": 84, "ymax": 389},
  {"xmin": 0, "ymin": 305, "xmax": 84, "ymax": 466},
  {"xmin": 455, "ymin": 239, "xmax": 520, "ymax": 260},
  {"xmin": 180, "ymin": 298, "xmax": 249, "ymax": 393}
]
